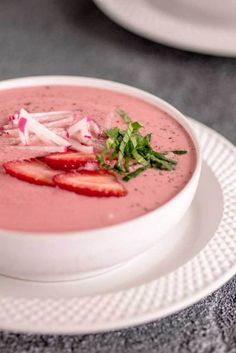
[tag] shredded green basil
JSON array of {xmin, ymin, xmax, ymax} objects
[{"xmin": 96, "ymin": 110, "xmax": 187, "ymax": 181}]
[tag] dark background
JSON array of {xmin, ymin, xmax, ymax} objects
[{"xmin": 0, "ymin": 0, "xmax": 236, "ymax": 352}]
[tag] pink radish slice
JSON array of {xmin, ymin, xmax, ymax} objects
[
  {"xmin": 19, "ymin": 109, "xmax": 71, "ymax": 147},
  {"xmin": 18, "ymin": 117, "xmax": 30, "ymax": 145}
]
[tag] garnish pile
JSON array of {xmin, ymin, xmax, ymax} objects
[
  {"xmin": 98, "ymin": 110, "xmax": 186, "ymax": 181},
  {"xmin": 1, "ymin": 108, "xmax": 186, "ymax": 197}
]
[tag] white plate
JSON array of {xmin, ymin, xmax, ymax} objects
[
  {"xmin": 93, "ymin": 0, "xmax": 236, "ymax": 57},
  {"xmin": 0, "ymin": 118, "xmax": 235, "ymax": 334}
]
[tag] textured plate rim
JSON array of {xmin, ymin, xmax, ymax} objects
[
  {"xmin": 0, "ymin": 118, "xmax": 235, "ymax": 334},
  {"xmin": 93, "ymin": 0, "xmax": 236, "ymax": 57}
]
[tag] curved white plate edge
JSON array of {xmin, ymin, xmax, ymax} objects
[
  {"xmin": 1, "ymin": 264, "xmax": 235, "ymax": 336},
  {"xmin": 93, "ymin": 0, "xmax": 236, "ymax": 57},
  {"xmin": 188, "ymin": 116, "xmax": 236, "ymax": 154},
  {"xmin": 0, "ymin": 118, "xmax": 235, "ymax": 334}
]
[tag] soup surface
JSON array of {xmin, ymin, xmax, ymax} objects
[{"xmin": 0, "ymin": 85, "xmax": 196, "ymax": 232}]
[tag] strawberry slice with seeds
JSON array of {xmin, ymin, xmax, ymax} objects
[
  {"xmin": 3, "ymin": 159, "xmax": 59, "ymax": 186},
  {"xmin": 43, "ymin": 151, "xmax": 97, "ymax": 170},
  {"xmin": 54, "ymin": 170, "xmax": 127, "ymax": 197}
]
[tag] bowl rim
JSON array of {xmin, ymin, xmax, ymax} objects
[{"xmin": 0, "ymin": 75, "xmax": 202, "ymax": 239}]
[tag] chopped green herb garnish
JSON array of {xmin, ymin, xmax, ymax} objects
[
  {"xmin": 123, "ymin": 167, "xmax": 147, "ymax": 182},
  {"xmin": 96, "ymin": 110, "xmax": 187, "ymax": 181},
  {"xmin": 172, "ymin": 150, "xmax": 187, "ymax": 155}
]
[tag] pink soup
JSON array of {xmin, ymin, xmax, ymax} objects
[{"xmin": 0, "ymin": 86, "xmax": 196, "ymax": 232}]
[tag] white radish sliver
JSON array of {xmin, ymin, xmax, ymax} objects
[
  {"xmin": 2, "ymin": 112, "xmax": 76, "ymax": 130},
  {"xmin": 30, "ymin": 111, "xmax": 75, "ymax": 123},
  {"xmin": 6, "ymin": 126, "xmax": 65, "ymax": 134},
  {"xmin": 10, "ymin": 146, "xmax": 67, "ymax": 153},
  {"xmin": 92, "ymin": 138, "xmax": 106, "ymax": 152},
  {"xmin": 76, "ymin": 131, "xmax": 93, "ymax": 145},
  {"xmin": 29, "ymin": 135, "xmax": 57, "ymax": 145},
  {"xmin": 67, "ymin": 117, "xmax": 89, "ymax": 136},
  {"xmin": 31, "ymin": 110, "xmax": 71, "ymax": 116},
  {"xmin": 1, "ymin": 127, "xmax": 66, "ymax": 140},
  {"xmin": 45, "ymin": 116, "xmax": 75, "ymax": 128},
  {"xmin": 67, "ymin": 117, "xmax": 93, "ymax": 145},
  {"xmin": 48, "ymin": 127, "xmax": 66, "ymax": 134},
  {"xmin": 90, "ymin": 120, "xmax": 101, "ymax": 136},
  {"xmin": 19, "ymin": 109, "xmax": 71, "ymax": 147},
  {"xmin": 104, "ymin": 111, "xmax": 115, "ymax": 130},
  {"xmin": 69, "ymin": 138, "xmax": 94, "ymax": 153}
]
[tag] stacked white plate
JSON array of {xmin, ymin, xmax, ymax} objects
[{"xmin": 94, "ymin": 0, "xmax": 236, "ymax": 56}]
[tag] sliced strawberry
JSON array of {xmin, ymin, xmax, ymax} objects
[
  {"xmin": 43, "ymin": 151, "xmax": 97, "ymax": 170},
  {"xmin": 54, "ymin": 170, "xmax": 127, "ymax": 197},
  {"xmin": 3, "ymin": 159, "xmax": 59, "ymax": 186}
]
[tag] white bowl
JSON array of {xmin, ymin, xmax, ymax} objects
[{"xmin": 0, "ymin": 76, "xmax": 201, "ymax": 281}]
